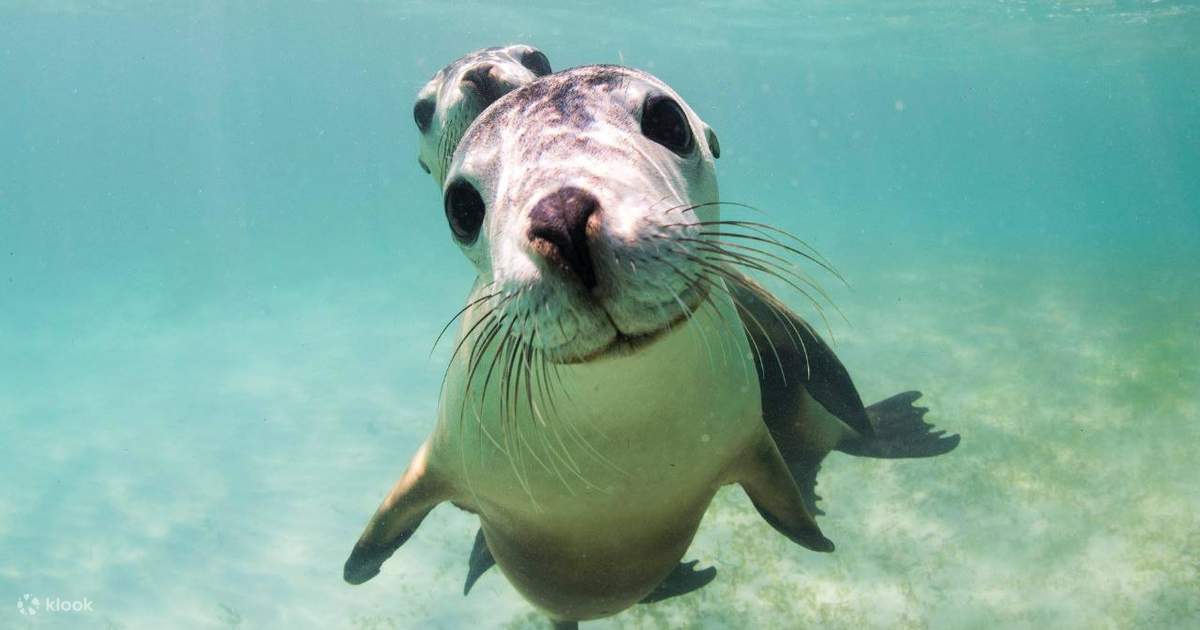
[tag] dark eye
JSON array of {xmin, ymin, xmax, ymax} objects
[
  {"xmin": 444, "ymin": 179, "xmax": 486, "ymax": 244},
  {"xmin": 519, "ymin": 49, "xmax": 552, "ymax": 77},
  {"xmin": 413, "ymin": 99, "xmax": 435, "ymax": 133},
  {"xmin": 641, "ymin": 96, "xmax": 693, "ymax": 156}
]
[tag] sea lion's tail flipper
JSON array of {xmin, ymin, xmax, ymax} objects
[
  {"xmin": 463, "ymin": 528, "xmax": 495, "ymax": 595},
  {"xmin": 736, "ymin": 432, "xmax": 835, "ymax": 553},
  {"xmin": 638, "ymin": 560, "xmax": 718, "ymax": 604},
  {"xmin": 344, "ymin": 439, "xmax": 449, "ymax": 585},
  {"xmin": 836, "ymin": 391, "xmax": 960, "ymax": 459}
]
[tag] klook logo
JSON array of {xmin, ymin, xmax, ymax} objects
[
  {"xmin": 16, "ymin": 594, "xmax": 38, "ymax": 616},
  {"xmin": 15, "ymin": 594, "xmax": 93, "ymax": 616}
]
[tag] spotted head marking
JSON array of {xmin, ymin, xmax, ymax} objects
[
  {"xmin": 413, "ymin": 44, "xmax": 553, "ymax": 184},
  {"xmin": 443, "ymin": 65, "xmax": 725, "ymax": 364}
]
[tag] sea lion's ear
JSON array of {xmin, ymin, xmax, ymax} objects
[
  {"xmin": 704, "ymin": 126, "xmax": 721, "ymax": 159},
  {"xmin": 344, "ymin": 439, "xmax": 449, "ymax": 584},
  {"xmin": 733, "ymin": 432, "xmax": 834, "ymax": 553}
]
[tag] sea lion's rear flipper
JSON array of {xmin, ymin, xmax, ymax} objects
[
  {"xmin": 463, "ymin": 529, "xmax": 717, "ymax": 602},
  {"xmin": 729, "ymin": 272, "xmax": 959, "ymax": 462},
  {"xmin": 837, "ymin": 391, "xmax": 961, "ymax": 459},
  {"xmin": 344, "ymin": 439, "xmax": 449, "ymax": 585},
  {"xmin": 735, "ymin": 432, "xmax": 834, "ymax": 553},
  {"xmin": 638, "ymin": 560, "xmax": 718, "ymax": 604},
  {"xmin": 463, "ymin": 528, "xmax": 494, "ymax": 595},
  {"xmin": 787, "ymin": 456, "xmax": 825, "ymax": 516}
]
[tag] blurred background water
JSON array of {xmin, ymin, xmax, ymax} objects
[{"xmin": 1, "ymin": 1, "xmax": 1197, "ymax": 628}]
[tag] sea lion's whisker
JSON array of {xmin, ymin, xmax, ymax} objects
[
  {"xmin": 685, "ymin": 240, "xmax": 828, "ymax": 314},
  {"xmin": 465, "ymin": 312, "xmax": 507, "ymax": 386},
  {"xmin": 493, "ymin": 334, "xmax": 523, "ymax": 477},
  {"xmin": 683, "ymin": 257, "xmax": 812, "ymax": 380},
  {"xmin": 532, "ymin": 339, "xmax": 624, "ymax": 481},
  {"xmin": 479, "ymin": 314, "xmax": 519, "ymax": 414},
  {"xmin": 674, "ymin": 219, "xmax": 844, "ymax": 283},
  {"xmin": 672, "ymin": 264, "xmax": 750, "ymax": 381},
  {"xmin": 485, "ymin": 321, "xmax": 539, "ymax": 511},
  {"xmin": 676, "ymin": 236, "xmax": 840, "ymax": 315},
  {"xmin": 461, "ymin": 308, "xmax": 512, "ymax": 429},
  {"xmin": 669, "ymin": 200, "xmax": 767, "ymax": 217},
  {"xmin": 525, "ymin": 307, "xmax": 590, "ymax": 470},
  {"xmin": 512, "ymin": 378, "xmax": 562, "ymax": 489},
  {"xmin": 646, "ymin": 193, "xmax": 681, "ymax": 215},
  {"xmin": 532, "ymin": 417, "xmax": 577, "ymax": 495},
  {"xmin": 526, "ymin": 316, "xmax": 561, "ymax": 423},
  {"xmin": 502, "ymin": 338, "xmax": 527, "ymax": 491},
  {"xmin": 691, "ymin": 239, "xmax": 843, "ymax": 322},
  {"xmin": 549, "ymin": 358, "xmax": 622, "ymax": 467},
  {"xmin": 665, "ymin": 216, "xmax": 839, "ymax": 277},
  {"xmin": 696, "ymin": 248, "xmax": 836, "ymax": 339},
  {"xmin": 501, "ymin": 317, "xmax": 526, "ymax": 428},
  {"xmin": 539, "ymin": 401, "xmax": 584, "ymax": 479},
  {"xmin": 719, "ymin": 268, "xmax": 816, "ymax": 381},
  {"xmin": 459, "ymin": 314, "xmax": 512, "ymax": 466},
  {"xmin": 696, "ymin": 230, "xmax": 846, "ymax": 295},
  {"xmin": 692, "ymin": 267, "xmax": 784, "ymax": 385},
  {"xmin": 506, "ymin": 307, "xmax": 544, "ymax": 500},
  {"xmin": 641, "ymin": 241, "xmax": 716, "ymax": 369},
  {"xmin": 431, "ymin": 285, "xmax": 498, "ymax": 355},
  {"xmin": 662, "ymin": 248, "xmax": 788, "ymax": 385},
  {"xmin": 664, "ymin": 280, "xmax": 717, "ymax": 374},
  {"xmin": 684, "ymin": 236, "xmax": 802, "ymax": 274},
  {"xmin": 655, "ymin": 206, "xmax": 847, "ymax": 332},
  {"xmin": 527, "ymin": 345, "xmax": 603, "ymax": 491},
  {"xmin": 448, "ymin": 293, "xmax": 516, "ymax": 375},
  {"xmin": 442, "ymin": 293, "xmax": 511, "ymax": 395},
  {"xmin": 449, "ymin": 303, "xmax": 508, "ymax": 436},
  {"xmin": 650, "ymin": 252, "xmax": 737, "ymax": 370}
]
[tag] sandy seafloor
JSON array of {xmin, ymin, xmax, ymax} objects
[{"xmin": 2, "ymin": 2, "xmax": 1198, "ymax": 629}]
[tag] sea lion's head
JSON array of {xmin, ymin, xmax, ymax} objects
[
  {"xmin": 414, "ymin": 44, "xmax": 553, "ymax": 184},
  {"xmin": 444, "ymin": 65, "xmax": 724, "ymax": 364}
]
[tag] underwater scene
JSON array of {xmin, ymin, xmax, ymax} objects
[{"xmin": 2, "ymin": 1, "xmax": 1197, "ymax": 628}]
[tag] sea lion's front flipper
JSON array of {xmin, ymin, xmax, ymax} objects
[
  {"xmin": 728, "ymin": 272, "xmax": 874, "ymax": 440},
  {"xmin": 463, "ymin": 527, "xmax": 495, "ymax": 595},
  {"xmin": 638, "ymin": 560, "xmax": 718, "ymax": 604},
  {"xmin": 344, "ymin": 439, "xmax": 449, "ymax": 585},
  {"xmin": 734, "ymin": 432, "xmax": 834, "ymax": 553}
]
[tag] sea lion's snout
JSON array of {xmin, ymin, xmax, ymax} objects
[
  {"xmin": 527, "ymin": 186, "xmax": 601, "ymax": 291},
  {"xmin": 461, "ymin": 63, "xmax": 504, "ymax": 106},
  {"xmin": 461, "ymin": 60, "xmax": 535, "ymax": 111}
]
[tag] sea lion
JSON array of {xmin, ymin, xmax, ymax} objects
[
  {"xmin": 413, "ymin": 44, "xmax": 552, "ymax": 184},
  {"xmin": 348, "ymin": 65, "xmax": 959, "ymax": 628},
  {"xmin": 414, "ymin": 46, "xmax": 718, "ymax": 601}
]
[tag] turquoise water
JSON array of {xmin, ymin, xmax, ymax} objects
[{"xmin": 2, "ymin": 2, "xmax": 1198, "ymax": 628}]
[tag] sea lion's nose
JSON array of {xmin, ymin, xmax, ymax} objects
[
  {"xmin": 528, "ymin": 187, "xmax": 599, "ymax": 291},
  {"xmin": 461, "ymin": 63, "xmax": 504, "ymax": 107}
]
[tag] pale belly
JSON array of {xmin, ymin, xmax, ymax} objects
[{"xmin": 429, "ymin": 289, "xmax": 763, "ymax": 620}]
